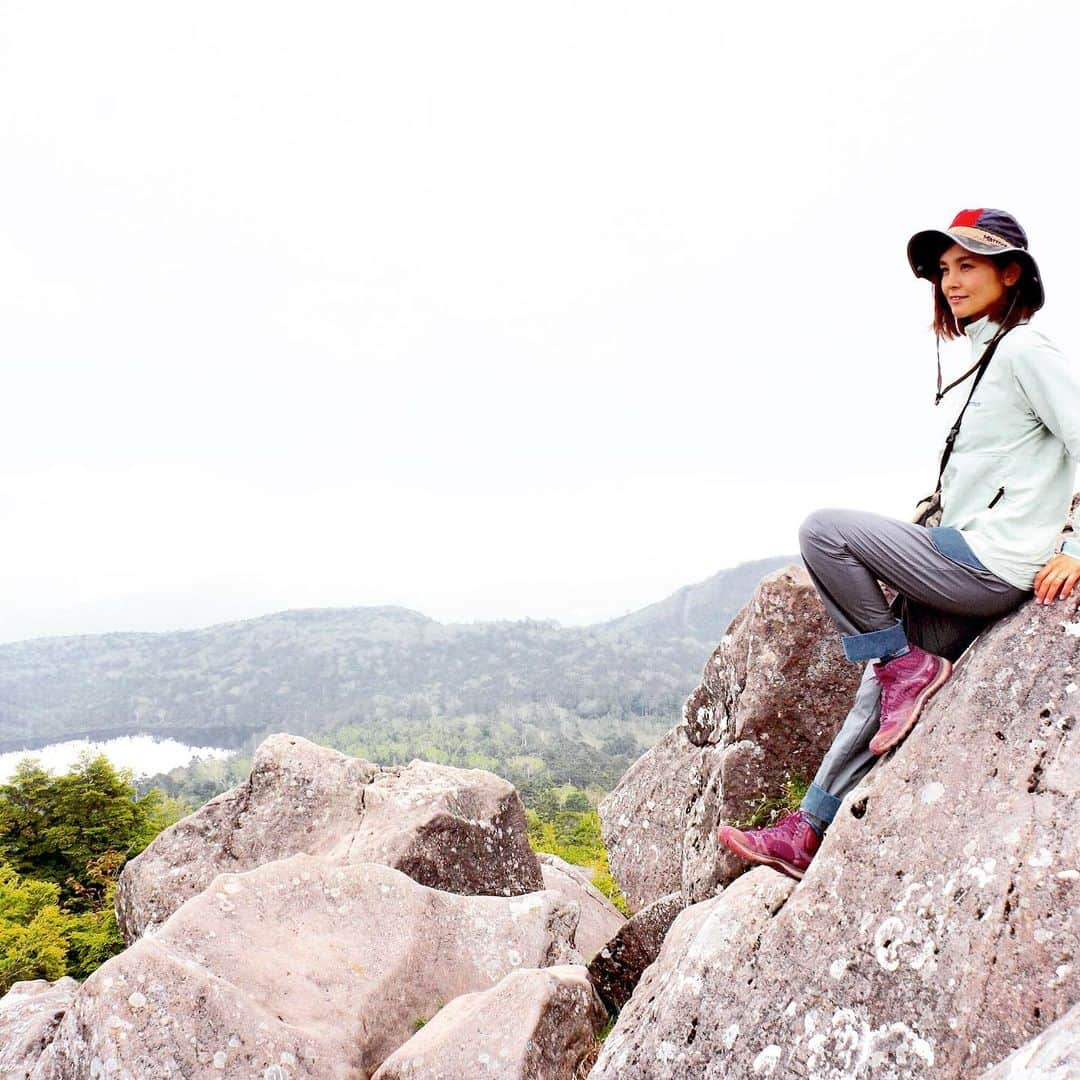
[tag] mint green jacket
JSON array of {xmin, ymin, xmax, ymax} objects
[{"xmin": 942, "ymin": 315, "xmax": 1080, "ymax": 590}]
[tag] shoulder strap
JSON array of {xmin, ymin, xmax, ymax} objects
[{"xmin": 932, "ymin": 326, "xmax": 1015, "ymax": 493}]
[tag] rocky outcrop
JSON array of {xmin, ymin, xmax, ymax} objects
[
  {"xmin": 592, "ymin": 590, "xmax": 1080, "ymax": 1078},
  {"xmin": 0, "ymin": 978, "xmax": 79, "ymax": 1079},
  {"xmin": 600, "ymin": 565, "xmax": 859, "ymax": 909},
  {"xmin": 115, "ymin": 733, "xmax": 543, "ymax": 941},
  {"xmin": 591, "ymin": 868, "xmax": 796, "ymax": 1078},
  {"xmin": 979, "ymin": 1000, "xmax": 1080, "ymax": 1078},
  {"xmin": 587, "ymin": 891, "xmax": 686, "ymax": 1012},
  {"xmin": 597, "ymin": 726, "xmax": 709, "ymax": 912},
  {"xmin": 33, "ymin": 858, "xmax": 580, "ymax": 1079},
  {"xmin": 537, "ymin": 854, "xmax": 625, "ymax": 962},
  {"xmin": 371, "ymin": 965, "xmax": 606, "ymax": 1079},
  {"xmin": 680, "ymin": 565, "xmax": 861, "ymax": 898}
]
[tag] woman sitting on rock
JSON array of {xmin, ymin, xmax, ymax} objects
[{"xmin": 718, "ymin": 208, "xmax": 1080, "ymax": 880}]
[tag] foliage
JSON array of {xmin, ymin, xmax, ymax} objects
[
  {"xmin": 62, "ymin": 851, "xmax": 127, "ymax": 979},
  {"xmin": 0, "ymin": 755, "xmax": 188, "ymax": 993},
  {"xmin": 0, "ymin": 862, "xmax": 68, "ymax": 992},
  {"xmin": 525, "ymin": 796, "xmax": 630, "ymax": 917},
  {"xmin": 734, "ymin": 774, "xmax": 810, "ymax": 830},
  {"xmin": 0, "ymin": 753, "xmax": 190, "ymax": 909}
]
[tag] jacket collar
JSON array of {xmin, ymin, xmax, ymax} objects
[{"xmin": 964, "ymin": 314, "xmax": 1001, "ymax": 347}]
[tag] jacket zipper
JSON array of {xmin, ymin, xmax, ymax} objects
[{"xmin": 988, "ymin": 486, "xmax": 1005, "ymax": 509}]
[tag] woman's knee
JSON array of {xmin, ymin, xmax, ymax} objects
[{"xmin": 799, "ymin": 508, "xmax": 848, "ymax": 558}]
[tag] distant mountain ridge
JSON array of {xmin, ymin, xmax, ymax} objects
[
  {"xmin": 0, "ymin": 557, "xmax": 796, "ymax": 788},
  {"xmin": 597, "ymin": 557, "xmax": 798, "ymax": 642}
]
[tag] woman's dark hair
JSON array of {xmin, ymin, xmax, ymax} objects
[{"xmin": 932, "ymin": 251, "xmax": 1041, "ymax": 339}]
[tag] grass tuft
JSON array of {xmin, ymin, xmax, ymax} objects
[{"xmin": 732, "ymin": 774, "xmax": 809, "ymax": 830}]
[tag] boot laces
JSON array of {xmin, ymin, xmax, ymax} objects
[
  {"xmin": 767, "ymin": 810, "xmax": 804, "ymax": 838},
  {"xmin": 880, "ymin": 680, "xmax": 903, "ymax": 718}
]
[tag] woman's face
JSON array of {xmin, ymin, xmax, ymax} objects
[{"xmin": 938, "ymin": 243, "xmax": 1019, "ymax": 322}]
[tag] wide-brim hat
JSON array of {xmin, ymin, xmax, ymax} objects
[{"xmin": 907, "ymin": 207, "xmax": 1044, "ymax": 311}]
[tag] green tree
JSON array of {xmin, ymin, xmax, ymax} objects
[
  {"xmin": 0, "ymin": 757, "xmax": 191, "ymax": 992},
  {"xmin": 0, "ymin": 753, "xmax": 188, "ymax": 908},
  {"xmin": 63, "ymin": 851, "xmax": 126, "ymax": 979},
  {"xmin": 526, "ymin": 805, "xmax": 630, "ymax": 916},
  {"xmin": 0, "ymin": 861, "xmax": 69, "ymax": 994},
  {"xmin": 562, "ymin": 790, "xmax": 591, "ymax": 812}
]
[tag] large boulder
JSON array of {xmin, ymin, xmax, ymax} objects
[
  {"xmin": 537, "ymin": 854, "xmax": 625, "ymax": 962},
  {"xmin": 33, "ymin": 857, "xmax": 580, "ymax": 1079},
  {"xmin": 116, "ymin": 734, "xmax": 543, "ymax": 941},
  {"xmin": 0, "ymin": 978, "xmax": 79, "ymax": 1080},
  {"xmin": 592, "ymin": 592, "xmax": 1080, "ymax": 1078},
  {"xmin": 597, "ymin": 727, "xmax": 710, "ymax": 912},
  {"xmin": 371, "ymin": 965, "xmax": 606, "ymax": 1079},
  {"xmin": 587, "ymin": 891, "xmax": 687, "ymax": 1013},
  {"xmin": 600, "ymin": 566, "xmax": 859, "ymax": 910},
  {"xmin": 679, "ymin": 564, "xmax": 861, "ymax": 898},
  {"xmin": 979, "ymin": 1000, "xmax": 1080, "ymax": 1078},
  {"xmin": 591, "ymin": 868, "xmax": 796, "ymax": 1078}
]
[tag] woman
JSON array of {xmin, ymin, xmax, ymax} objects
[{"xmin": 718, "ymin": 208, "xmax": 1080, "ymax": 881}]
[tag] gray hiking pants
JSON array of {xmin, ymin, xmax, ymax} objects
[{"xmin": 796, "ymin": 508, "xmax": 1029, "ymax": 827}]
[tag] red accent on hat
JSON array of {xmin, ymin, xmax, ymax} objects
[{"xmin": 950, "ymin": 208, "xmax": 985, "ymax": 228}]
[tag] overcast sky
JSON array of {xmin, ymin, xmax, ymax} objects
[{"xmin": 3, "ymin": 1, "xmax": 1078, "ymax": 643}]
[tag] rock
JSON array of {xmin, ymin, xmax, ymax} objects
[
  {"xmin": 592, "ymin": 592, "xmax": 1080, "ymax": 1078},
  {"xmin": 979, "ymin": 1000, "xmax": 1080, "ymax": 1078},
  {"xmin": 0, "ymin": 978, "xmax": 79, "ymax": 1079},
  {"xmin": 370, "ymin": 965, "xmax": 606, "ymax": 1080},
  {"xmin": 537, "ymin": 854, "xmax": 625, "ymax": 962},
  {"xmin": 679, "ymin": 564, "xmax": 861, "ymax": 898},
  {"xmin": 597, "ymin": 727, "xmax": 710, "ymax": 912},
  {"xmin": 601, "ymin": 566, "xmax": 858, "ymax": 910},
  {"xmin": 116, "ymin": 733, "xmax": 543, "ymax": 941},
  {"xmin": 34, "ymin": 857, "xmax": 580, "ymax": 1079},
  {"xmin": 591, "ymin": 868, "xmax": 796, "ymax": 1078},
  {"xmin": 587, "ymin": 891, "xmax": 687, "ymax": 1013}
]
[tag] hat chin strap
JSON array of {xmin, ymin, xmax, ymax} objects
[{"xmin": 935, "ymin": 290, "xmax": 1020, "ymax": 406}]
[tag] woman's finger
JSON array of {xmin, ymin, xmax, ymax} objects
[{"xmin": 1063, "ymin": 571, "xmax": 1080, "ymax": 600}]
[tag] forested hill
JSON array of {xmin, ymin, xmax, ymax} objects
[{"xmin": 0, "ymin": 557, "xmax": 793, "ymax": 790}]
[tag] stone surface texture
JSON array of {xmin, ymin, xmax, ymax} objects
[
  {"xmin": 592, "ymin": 591, "xmax": 1080, "ymax": 1079},
  {"xmin": 600, "ymin": 565, "xmax": 859, "ymax": 910},
  {"xmin": 591, "ymin": 867, "xmax": 796, "ymax": 1078},
  {"xmin": 370, "ymin": 965, "xmax": 606, "ymax": 1080},
  {"xmin": 680, "ymin": 564, "xmax": 862, "ymax": 899},
  {"xmin": 32, "ymin": 857, "xmax": 580, "ymax": 1079},
  {"xmin": 0, "ymin": 978, "xmax": 79, "ymax": 1080},
  {"xmin": 536, "ymin": 854, "xmax": 625, "ymax": 962},
  {"xmin": 587, "ymin": 891, "xmax": 687, "ymax": 1013},
  {"xmin": 978, "ymin": 999, "xmax": 1080, "ymax": 1078},
  {"xmin": 115, "ymin": 733, "xmax": 543, "ymax": 941},
  {"xmin": 984, "ymin": 993, "xmax": 1075, "ymax": 1080},
  {"xmin": 596, "ymin": 726, "xmax": 709, "ymax": 913}
]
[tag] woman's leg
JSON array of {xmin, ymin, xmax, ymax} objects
[
  {"xmin": 798, "ymin": 508, "xmax": 1027, "ymax": 663},
  {"xmin": 719, "ymin": 508, "xmax": 1030, "ymax": 877},
  {"xmin": 797, "ymin": 508, "xmax": 1029, "ymax": 829},
  {"xmin": 801, "ymin": 663, "xmax": 882, "ymax": 829}
]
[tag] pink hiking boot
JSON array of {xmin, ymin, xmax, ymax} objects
[
  {"xmin": 717, "ymin": 810, "xmax": 820, "ymax": 881},
  {"xmin": 869, "ymin": 643, "xmax": 952, "ymax": 755}
]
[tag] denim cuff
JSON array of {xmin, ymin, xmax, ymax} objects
[
  {"xmin": 841, "ymin": 620, "xmax": 909, "ymax": 663},
  {"xmin": 1062, "ymin": 539, "xmax": 1080, "ymax": 559},
  {"xmin": 801, "ymin": 782, "xmax": 842, "ymax": 825}
]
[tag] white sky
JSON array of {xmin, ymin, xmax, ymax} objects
[{"xmin": 3, "ymin": 1, "xmax": 1079, "ymax": 643}]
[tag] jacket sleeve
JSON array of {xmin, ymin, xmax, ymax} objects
[{"xmin": 1011, "ymin": 334, "xmax": 1080, "ymax": 463}]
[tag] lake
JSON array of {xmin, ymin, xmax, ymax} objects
[{"xmin": 0, "ymin": 734, "xmax": 237, "ymax": 784}]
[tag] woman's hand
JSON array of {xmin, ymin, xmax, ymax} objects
[{"xmin": 1033, "ymin": 553, "xmax": 1080, "ymax": 604}]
